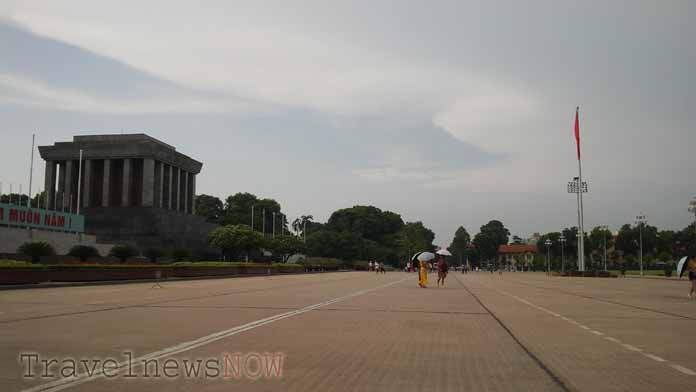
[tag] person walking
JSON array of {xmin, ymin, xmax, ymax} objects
[
  {"xmin": 436, "ymin": 256, "xmax": 448, "ymax": 287},
  {"xmin": 419, "ymin": 259, "xmax": 428, "ymax": 288},
  {"xmin": 687, "ymin": 256, "xmax": 696, "ymax": 299}
]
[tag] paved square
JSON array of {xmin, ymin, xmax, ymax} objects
[{"xmin": 1, "ymin": 272, "xmax": 694, "ymax": 391}]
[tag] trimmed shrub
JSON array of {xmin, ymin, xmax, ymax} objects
[
  {"xmin": 172, "ymin": 248, "xmax": 191, "ymax": 262},
  {"xmin": 17, "ymin": 241, "xmax": 55, "ymax": 263},
  {"xmin": 172, "ymin": 261, "xmax": 262, "ymax": 267},
  {"xmin": 143, "ymin": 248, "xmax": 165, "ymax": 263},
  {"xmin": 0, "ymin": 260, "xmax": 46, "ymax": 268},
  {"xmin": 109, "ymin": 245, "xmax": 138, "ymax": 263},
  {"xmin": 67, "ymin": 245, "xmax": 100, "ymax": 262},
  {"xmin": 272, "ymin": 263, "xmax": 304, "ymax": 273}
]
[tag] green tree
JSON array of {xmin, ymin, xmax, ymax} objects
[
  {"xmin": 327, "ymin": 206, "xmax": 404, "ymax": 242},
  {"xmin": 292, "ymin": 215, "xmax": 314, "ymax": 237},
  {"xmin": 615, "ymin": 223, "xmax": 658, "ymax": 258},
  {"xmin": 615, "ymin": 224, "xmax": 636, "ymax": 256},
  {"xmin": 222, "ymin": 193, "xmax": 286, "ymax": 234},
  {"xmin": 536, "ymin": 232, "xmax": 562, "ymax": 270},
  {"xmin": 473, "ymin": 220, "xmax": 510, "ymax": 262},
  {"xmin": 209, "ymin": 224, "xmax": 265, "ymax": 261},
  {"xmin": 324, "ymin": 205, "xmax": 404, "ymax": 264},
  {"xmin": 1, "ymin": 193, "xmax": 30, "ymax": 205},
  {"xmin": 656, "ymin": 230, "xmax": 676, "ymax": 259},
  {"xmin": 109, "ymin": 245, "xmax": 138, "ymax": 263},
  {"xmin": 266, "ymin": 236, "xmax": 306, "ymax": 262},
  {"xmin": 398, "ymin": 221, "xmax": 436, "ymax": 258},
  {"xmin": 17, "ymin": 241, "xmax": 55, "ymax": 263},
  {"xmin": 588, "ymin": 226, "xmax": 613, "ymax": 264},
  {"xmin": 306, "ymin": 230, "xmax": 364, "ymax": 261},
  {"xmin": 675, "ymin": 224, "xmax": 696, "ymax": 256},
  {"xmin": 194, "ymin": 194, "xmax": 223, "ymax": 223},
  {"xmin": 67, "ymin": 245, "xmax": 100, "ymax": 262},
  {"xmin": 447, "ymin": 226, "xmax": 471, "ymax": 263}
]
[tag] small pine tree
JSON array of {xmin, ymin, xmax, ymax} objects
[
  {"xmin": 17, "ymin": 241, "xmax": 56, "ymax": 263},
  {"xmin": 109, "ymin": 245, "xmax": 138, "ymax": 263},
  {"xmin": 67, "ymin": 245, "xmax": 100, "ymax": 262}
]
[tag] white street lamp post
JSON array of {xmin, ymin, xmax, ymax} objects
[
  {"xmin": 545, "ymin": 239, "xmax": 552, "ymax": 275},
  {"xmin": 601, "ymin": 225, "xmax": 609, "ymax": 271},
  {"xmin": 559, "ymin": 234, "xmax": 566, "ymax": 275}
]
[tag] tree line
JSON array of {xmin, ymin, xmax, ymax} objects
[
  {"xmin": 535, "ymin": 222, "xmax": 696, "ymax": 270},
  {"xmin": 445, "ymin": 220, "xmax": 510, "ymax": 267},
  {"xmin": 195, "ymin": 194, "xmax": 435, "ymax": 264},
  {"xmin": 444, "ymin": 218, "xmax": 696, "ymax": 271}
]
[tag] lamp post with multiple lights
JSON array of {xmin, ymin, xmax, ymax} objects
[
  {"xmin": 568, "ymin": 178, "xmax": 588, "ymax": 271},
  {"xmin": 635, "ymin": 214, "xmax": 646, "ymax": 276}
]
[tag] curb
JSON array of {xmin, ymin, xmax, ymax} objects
[{"xmin": 0, "ymin": 270, "xmax": 351, "ymax": 291}]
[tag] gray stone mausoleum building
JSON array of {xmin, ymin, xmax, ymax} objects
[{"xmin": 38, "ymin": 134, "xmax": 216, "ymax": 251}]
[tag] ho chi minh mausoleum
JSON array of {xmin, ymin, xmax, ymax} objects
[{"xmin": 38, "ymin": 134, "xmax": 217, "ymax": 251}]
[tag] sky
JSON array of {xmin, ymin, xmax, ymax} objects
[{"xmin": 1, "ymin": 0, "xmax": 695, "ymax": 247}]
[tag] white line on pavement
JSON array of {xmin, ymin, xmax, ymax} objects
[
  {"xmin": 644, "ymin": 354, "xmax": 666, "ymax": 362},
  {"xmin": 622, "ymin": 344, "xmax": 642, "ymax": 352},
  {"xmin": 21, "ymin": 276, "xmax": 411, "ymax": 392},
  {"xmin": 670, "ymin": 364, "xmax": 696, "ymax": 376},
  {"xmin": 477, "ymin": 281, "xmax": 694, "ymax": 376}
]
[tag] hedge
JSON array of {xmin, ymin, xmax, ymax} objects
[{"xmin": 0, "ymin": 260, "xmax": 45, "ymax": 269}]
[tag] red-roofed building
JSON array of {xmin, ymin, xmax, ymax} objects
[{"xmin": 498, "ymin": 244, "xmax": 538, "ymax": 269}]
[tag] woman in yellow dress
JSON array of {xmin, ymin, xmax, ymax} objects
[{"xmin": 419, "ymin": 259, "xmax": 428, "ymax": 288}]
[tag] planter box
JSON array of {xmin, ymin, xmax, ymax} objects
[
  {"xmin": 46, "ymin": 267, "xmax": 170, "ymax": 282},
  {"xmin": 563, "ymin": 270, "xmax": 617, "ymax": 278},
  {"xmin": 0, "ymin": 269, "xmax": 47, "ymax": 284},
  {"xmin": 172, "ymin": 266, "xmax": 243, "ymax": 278}
]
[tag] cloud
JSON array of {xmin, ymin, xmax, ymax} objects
[
  {"xmin": 0, "ymin": 72, "xmax": 261, "ymax": 114},
  {"xmin": 433, "ymin": 86, "xmax": 544, "ymax": 153},
  {"xmin": 0, "ymin": 21, "xmax": 268, "ymax": 114},
  {"xmin": 1, "ymin": 0, "xmax": 695, "ymax": 245}
]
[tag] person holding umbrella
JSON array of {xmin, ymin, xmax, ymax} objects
[
  {"xmin": 435, "ymin": 249, "xmax": 452, "ymax": 287},
  {"xmin": 677, "ymin": 253, "xmax": 696, "ymax": 299},
  {"xmin": 413, "ymin": 252, "xmax": 434, "ymax": 288}
]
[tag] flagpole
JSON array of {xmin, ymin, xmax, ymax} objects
[
  {"xmin": 578, "ymin": 156, "xmax": 585, "ymax": 271},
  {"xmin": 28, "ymin": 134, "xmax": 35, "ymax": 208},
  {"xmin": 76, "ymin": 149, "xmax": 83, "ymax": 215},
  {"xmin": 576, "ymin": 107, "xmax": 586, "ymax": 271}
]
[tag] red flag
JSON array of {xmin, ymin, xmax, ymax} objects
[{"xmin": 574, "ymin": 107, "xmax": 580, "ymax": 160}]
